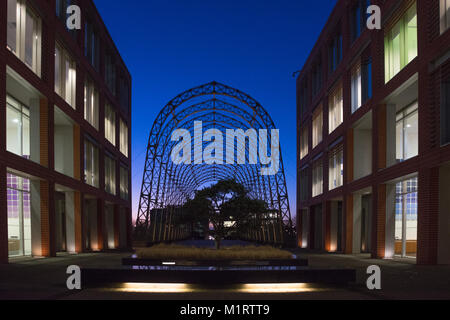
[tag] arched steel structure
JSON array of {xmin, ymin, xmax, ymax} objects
[{"xmin": 136, "ymin": 82, "xmax": 293, "ymax": 244}]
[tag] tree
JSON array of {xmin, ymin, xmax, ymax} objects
[{"xmin": 182, "ymin": 179, "xmax": 269, "ymax": 249}]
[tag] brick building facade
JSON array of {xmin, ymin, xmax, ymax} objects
[
  {"xmin": 297, "ymin": 0, "xmax": 450, "ymax": 265},
  {"xmin": 0, "ymin": 0, "xmax": 132, "ymax": 263}
]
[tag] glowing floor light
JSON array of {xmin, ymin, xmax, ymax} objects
[
  {"xmin": 238, "ymin": 283, "xmax": 317, "ymax": 293},
  {"xmin": 116, "ymin": 283, "xmax": 191, "ymax": 293},
  {"xmin": 111, "ymin": 282, "xmax": 322, "ymax": 294}
]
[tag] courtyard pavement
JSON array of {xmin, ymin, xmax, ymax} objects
[{"xmin": 0, "ymin": 246, "xmax": 449, "ymax": 300}]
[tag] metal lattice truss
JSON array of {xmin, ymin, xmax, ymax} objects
[{"xmin": 136, "ymin": 82, "xmax": 292, "ymax": 232}]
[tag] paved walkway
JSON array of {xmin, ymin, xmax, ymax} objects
[
  {"xmin": 0, "ymin": 247, "xmax": 449, "ymax": 299},
  {"xmin": 292, "ymin": 249, "xmax": 450, "ymax": 299}
]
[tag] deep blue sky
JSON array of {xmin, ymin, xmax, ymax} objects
[{"xmin": 93, "ymin": 0, "xmax": 338, "ymax": 221}]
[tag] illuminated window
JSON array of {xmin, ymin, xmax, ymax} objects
[
  {"xmin": 7, "ymin": 173, "xmax": 31, "ymax": 257},
  {"xmin": 105, "ymin": 103, "xmax": 116, "ymax": 145},
  {"xmin": 351, "ymin": 64, "xmax": 362, "ymax": 113},
  {"xmin": 55, "ymin": 43, "xmax": 76, "ymax": 108},
  {"xmin": 395, "ymin": 177, "xmax": 418, "ymax": 257},
  {"xmin": 312, "ymin": 105, "xmax": 323, "ymax": 148},
  {"xmin": 384, "ymin": 2, "xmax": 417, "ymax": 82},
  {"xmin": 120, "ymin": 119, "xmax": 128, "ymax": 157},
  {"xmin": 396, "ymin": 101, "xmax": 418, "ymax": 162},
  {"xmin": 84, "ymin": 78, "xmax": 99, "ymax": 130},
  {"xmin": 329, "ymin": 144, "xmax": 343, "ymax": 190},
  {"xmin": 7, "ymin": 0, "xmax": 42, "ymax": 76},
  {"xmin": 312, "ymin": 159, "xmax": 323, "ymax": 197},
  {"xmin": 120, "ymin": 166, "xmax": 129, "ymax": 200},
  {"xmin": 300, "ymin": 126, "xmax": 309, "ymax": 159},
  {"xmin": 84, "ymin": 139, "xmax": 99, "ymax": 188},
  {"xmin": 328, "ymin": 82, "xmax": 343, "ymax": 133},
  {"xmin": 6, "ymin": 95, "xmax": 30, "ymax": 159},
  {"xmin": 441, "ymin": 0, "xmax": 450, "ymax": 34},
  {"xmin": 105, "ymin": 155, "xmax": 116, "ymax": 195}
]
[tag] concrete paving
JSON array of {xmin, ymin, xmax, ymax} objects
[{"xmin": 0, "ymin": 249, "xmax": 449, "ymax": 300}]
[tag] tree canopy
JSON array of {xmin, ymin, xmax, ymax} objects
[{"xmin": 182, "ymin": 179, "xmax": 270, "ymax": 249}]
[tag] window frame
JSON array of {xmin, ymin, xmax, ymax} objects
[
  {"xmin": 328, "ymin": 144, "xmax": 344, "ymax": 190},
  {"xmin": 105, "ymin": 102, "xmax": 116, "ymax": 146},
  {"xmin": 119, "ymin": 118, "xmax": 128, "ymax": 158},
  {"xmin": 351, "ymin": 62, "xmax": 362, "ymax": 114},
  {"xmin": 120, "ymin": 166, "xmax": 129, "ymax": 200},
  {"xmin": 300, "ymin": 125, "xmax": 309, "ymax": 160},
  {"xmin": 440, "ymin": 0, "xmax": 450, "ymax": 34},
  {"xmin": 312, "ymin": 159, "xmax": 323, "ymax": 197},
  {"xmin": 104, "ymin": 154, "xmax": 116, "ymax": 195},
  {"xmin": 395, "ymin": 101, "xmax": 418, "ymax": 162},
  {"xmin": 312, "ymin": 105, "xmax": 323, "ymax": 148},
  {"xmin": 84, "ymin": 77, "xmax": 99, "ymax": 130},
  {"xmin": 328, "ymin": 82, "xmax": 344, "ymax": 133},
  {"xmin": 384, "ymin": 2, "xmax": 417, "ymax": 83},
  {"xmin": 84, "ymin": 137, "xmax": 99, "ymax": 188},
  {"xmin": 6, "ymin": 95, "xmax": 30, "ymax": 159},
  {"xmin": 7, "ymin": 0, "xmax": 42, "ymax": 77},
  {"xmin": 55, "ymin": 42, "xmax": 77, "ymax": 108}
]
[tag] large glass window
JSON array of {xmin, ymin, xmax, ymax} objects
[
  {"xmin": 55, "ymin": 43, "xmax": 76, "ymax": 108},
  {"xmin": 84, "ymin": 139, "xmax": 99, "ymax": 188},
  {"xmin": 311, "ymin": 60, "xmax": 322, "ymax": 97},
  {"xmin": 119, "ymin": 76, "xmax": 130, "ymax": 114},
  {"xmin": 329, "ymin": 83, "xmax": 343, "ymax": 133},
  {"xmin": 312, "ymin": 159, "xmax": 323, "ymax": 197},
  {"xmin": 105, "ymin": 155, "xmax": 116, "ymax": 195},
  {"xmin": 105, "ymin": 53, "xmax": 117, "ymax": 96},
  {"xmin": 120, "ymin": 166, "xmax": 129, "ymax": 200},
  {"xmin": 362, "ymin": 58, "xmax": 372, "ymax": 102},
  {"xmin": 329, "ymin": 144, "xmax": 343, "ymax": 190},
  {"xmin": 385, "ymin": 2, "xmax": 417, "ymax": 82},
  {"xmin": 441, "ymin": 0, "xmax": 450, "ymax": 34},
  {"xmin": 7, "ymin": 95, "xmax": 30, "ymax": 159},
  {"xmin": 84, "ymin": 78, "xmax": 99, "ymax": 130},
  {"xmin": 299, "ymin": 168, "xmax": 309, "ymax": 202},
  {"xmin": 329, "ymin": 32, "xmax": 342, "ymax": 73},
  {"xmin": 299, "ymin": 79, "xmax": 308, "ymax": 116},
  {"xmin": 312, "ymin": 105, "xmax": 323, "ymax": 148},
  {"xmin": 351, "ymin": 64, "xmax": 362, "ymax": 113},
  {"xmin": 54, "ymin": 107, "xmax": 74, "ymax": 178},
  {"xmin": 7, "ymin": 173, "xmax": 31, "ymax": 257},
  {"xmin": 300, "ymin": 126, "xmax": 309, "ymax": 160},
  {"xmin": 105, "ymin": 103, "xmax": 116, "ymax": 145},
  {"xmin": 351, "ymin": 0, "xmax": 371, "ymax": 42},
  {"xmin": 85, "ymin": 20, "xmax": 99, "ymax": 70},
  {"xmin": 396, "ymin": 102, "xmax": 418, "ymax": 162},
  {"xmin": 120, "ymin": 119, "xmax": 128, "ymax": 157},
  {"xmin": 395, "ymin": 177, "xmax": 418, "ymax": 258},
  {"xmin": 7, "ymin": 0, "xmax": 42, "ymax": 76}
]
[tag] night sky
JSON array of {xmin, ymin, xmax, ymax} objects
[{"xmin": 93, "ymin": 0, "xmax": 338, "ymax": 222}]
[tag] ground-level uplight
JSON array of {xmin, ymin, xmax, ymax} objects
[{"xmin": 111, "ymin": 282, "xmax": 322, "ymax": 294}]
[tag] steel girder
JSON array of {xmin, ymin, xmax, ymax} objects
[{"xmin": 137, "ymin": 82, "xmax": 292, "ymax": 235}]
